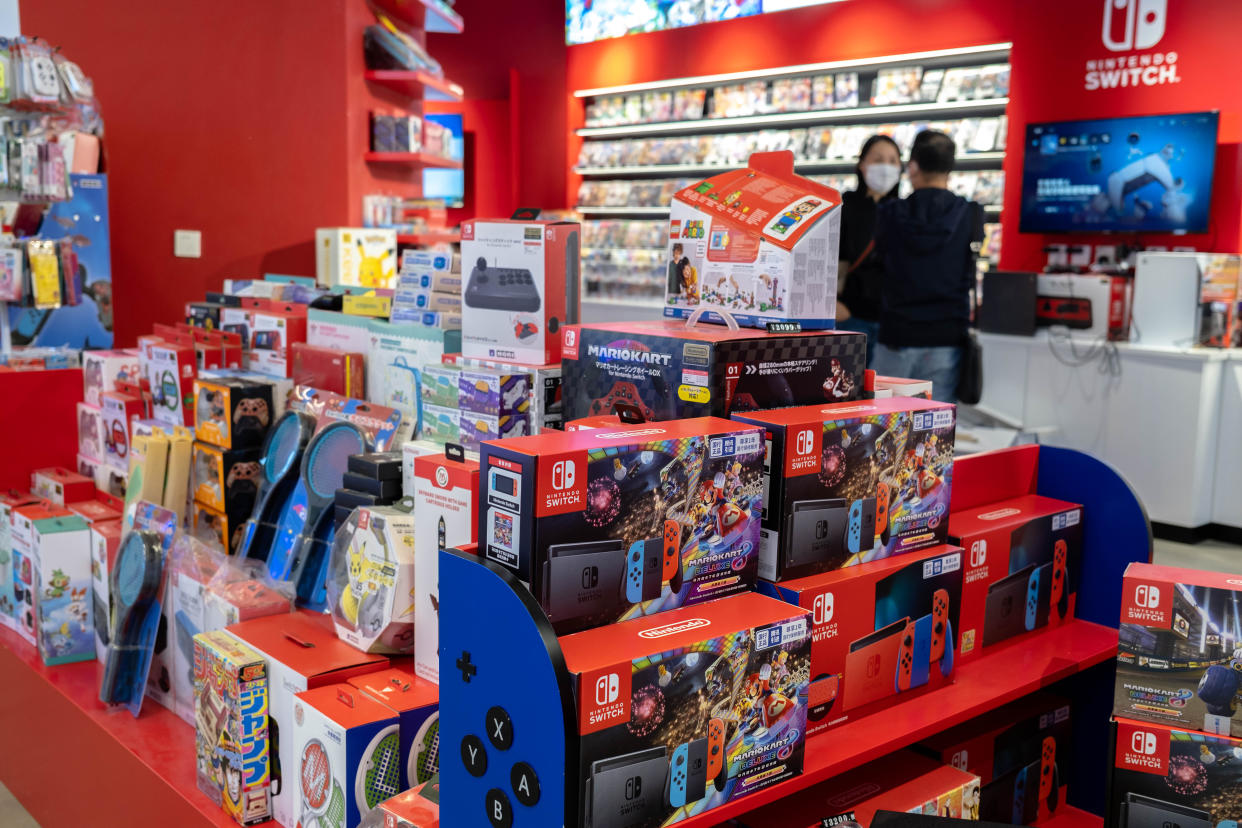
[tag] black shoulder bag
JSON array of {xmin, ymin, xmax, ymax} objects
[{"xmin": 956, "ymin": 204, "xmax": 985, "ymax": 405}]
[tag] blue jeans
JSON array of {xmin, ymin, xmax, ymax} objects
[
  {"xmin": 836, "ymin": 317, "xmax": 879, "ymax": 368},
  {"xmin": 872, "ymin": 344, "xmax": 962, "ymax": 405}
]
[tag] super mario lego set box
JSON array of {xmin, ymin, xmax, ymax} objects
[
  {"xmin": 477, "ymin": 417, "xmax": 765, "ymax": 635},
  {"xmin": 759, "ymin": 544, "xmax": 963, "ymax": 737},
  {"xmin": 560, "ymin": 319, "xmax": 866, "ymax": 424},
  {"xmin": 1115, "ymin": 563, "xmax": 1242, "ymax": 738},
  {"xmin": 559, "ymin": 592, "xmax": 811, "ymax": 827},
  {"xmin": 734, "ymin": 397, "xmax": 956, "ymax": 582},
  {"xmin": 663, "ymin": 150, "xmax": 842, "ymax": 329}
]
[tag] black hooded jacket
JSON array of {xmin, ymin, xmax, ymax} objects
[{"xmin": 874, "ymin": 188, "xmax": 983, "ymax": 348}]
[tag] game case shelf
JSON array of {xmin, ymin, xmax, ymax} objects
[{"xmin": 364, "ymin": 69, "xmax": 464, "ymax": 102}]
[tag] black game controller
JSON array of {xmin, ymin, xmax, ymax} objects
[{"xmin": 465, "ymin": 257, "xmax": 542, "ymax": 313}]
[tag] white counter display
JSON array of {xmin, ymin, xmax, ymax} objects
[{"xmin": 1213, "ymin": 351, "xmax": 1242, "ymax": 536}]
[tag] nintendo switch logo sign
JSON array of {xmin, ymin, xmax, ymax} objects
[
  {"xmin": 951, "ymin": 750, "xmax": 968, "ymax": 770},
  {"xmin": 812, "ymin": 592, "xmax": 834, "ymax": 625},
  {"xmin": 1103, "ymin": 0, "xmax": 1166, "ymax": 52},
  {"xmin": 552, "ymin": 460, "xmax": 576, "ymax": 490},
  {"xmin": 865, "ymin": 653, "xmax": 883, "ymax": 679},
  {"xmin": 1124, "ymin": 580, "xmax": 1170, "ymax": 625},
  {"xmin": 1131, "ymin": 730, "xmax": 1157, "ymax": 754},
  {"xmin": 795, "ymin": 429, "xmax": 815, "ymax": 456},
  {"xmin": 561, "ymin": 328, "xmax": 579, "ymax": 359},
  {"xmin": 538, "ymin": 453, "xmax": 586, "ymax": 517},
  {"xmin": 625, "ymin": 776, "xmax": 644, "ymax": 801},
  {"xmin": 581, "ymin": 667, "xmax": 631, "ymax": 734},
  {"xmin": 582, "ymin": 566, "xmax": 599, "ymax": 590},
  {"xmin": 1136, "ymin": 584, "xmax": 1161, "ymax": 608},
  {"xmin": 1118, "ymin": 721, "xmax": 1169, "ymax": 774},
  {"xmin": 970, "ymin": 540, "xmax": 987, "ymax": 567},
  {"xmin": 595, "ymin": 673, "xmax": 619, "ymax": 705},
  {"xmin": 1086, "ymin": 0, "xmax": 1178, "ymax": 91},
  {"xmin": 787, "ymin": 427, "xmax": 820, "ymax": 476}
]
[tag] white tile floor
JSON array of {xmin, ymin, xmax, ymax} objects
[{"xmin": 2, "ymin": 539, "xmax": 1238, "ymax": 827}]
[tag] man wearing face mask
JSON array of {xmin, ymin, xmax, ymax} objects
[
  {"xmin": 836, "ymin": 134, "xmax": 902, "ymax": 367},
  {"xmin": 873, "ymin": 130, "xmax": 983, "ymax": 404}
]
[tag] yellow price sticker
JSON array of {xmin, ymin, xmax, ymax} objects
[{"xmin": 678, "ymin": 385, "xmax": 710, "ymax": 403}]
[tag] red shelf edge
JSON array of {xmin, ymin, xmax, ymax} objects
[
  {"xmin": 397, "ymin": 231, "xmax": 461, "ymax": 245},
  {"xmin": 364, "ymin": 151, "xmax": 462, "ymax": 169},
  {"xmin": 364, "ymin": 69, "xmax": 464, "ymax": 101}
]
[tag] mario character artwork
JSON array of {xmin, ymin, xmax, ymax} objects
[{"xmin": 770, "ymin": 199, "xmax": 822, "ymax": 235}]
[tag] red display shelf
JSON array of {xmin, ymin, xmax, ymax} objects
[
  {"xmin": 364, "ymin": 69, "xmax": 463, "ymax": 102},
  {"xmin": 1042, "ymin": 805, "xmax": 1106, "ymax": 828},
  {"xmin": 371, "ymin": 0, "xmax": 464, "ymax": 34},
  {"xmin": 364, "ymin": 151, "xmax": 462, "ymax": 168},
  {"xmin": 701, "ymin": 619, "xmax": 1119, "ymax": 827},
  {"xmin": 397, "ymin": 230, "xmax": 460, "ymax": 246}
]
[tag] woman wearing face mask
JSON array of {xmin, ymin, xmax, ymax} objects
[{"xmin": 836, "ymin": 134, "xmax": 902, "ymax": 366}]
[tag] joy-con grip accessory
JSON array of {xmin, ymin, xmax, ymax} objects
[
  {"xmin": 662, "ymin": 519, "xmax": 683, "ymax": 593},
  {"xmin": 1025, "ymin": 566, "xmax": 1042, "ymax": 631},
  {"xmin": 669, "ymin": 742, "xmax": 690, "ymax": 808},
  {"xmin": 1039, "ymin": 736, "xmax": 1059, "ymax": 814},
  {"xmin": 875, "ymin": 482, "xmax": 890, "ymax": 538},
  {"xmin": 846, "ymin": 499, "xmax": 863, "ymax": 556},
  {"xmin": 1050, "ymin": 540, "xmax": 1068, "ymax": 624},
  {"xmin": 930, "ymin": 588, "xmax": 950, "ymax": 663},
  {"xmin": 895, "ymin": 620, "xmax": 915, "ymax": 692},
  {"xmin": 705, "ymin": 717, "xmax": 726, "ymax": 782}
]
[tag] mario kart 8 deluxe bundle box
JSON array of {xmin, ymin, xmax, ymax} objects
[
  {"xmin": 560, "ymin": 591, "xmax": 811, "ymax": 826},
  {"xmin": 947, "ymin": 495, "xmax": 1083, "ymax": 662},
  {"xmin": 1115, "ymin": 563, "xmax": 1242, "ymax": 738},
  {"xmin": 759, "ymin": 544, "xmax": 962, "ymax": 737},
  {"xmin": 663, "ymin": 150, "xmax": 841, "ymax": 329},
  {"xmin": 478, "ymin": 417, "xmax": 764, "ymax": 635},
  {"xmin": 560, "ymin": 319, "xmax": 866, "ymax": 424},
  {"xmin": 733, "ymin": 398, "xmax": 956, "ymax": 582}
]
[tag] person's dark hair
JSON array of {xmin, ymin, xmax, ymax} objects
[
  {"xmin": 855, "ymin": 133, "xmax": 902, "ymax": 197},
  {"xmin": 909, "ymin": 130, "xmax": 956, "ymax": 175}
]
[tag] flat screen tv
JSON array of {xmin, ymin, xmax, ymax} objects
[
  {"xmin": 422, "ymin": 113, "xmax": 465, "ymax": 208},
  {"xmin": 1019, "ymin": 111, "xmax": 1218, "ymax": 234}
]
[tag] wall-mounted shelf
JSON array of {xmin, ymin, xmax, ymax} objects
[
  {"xmin": 577, "ymin": 205, "xmax": 669, "ymax": 217},
  {"xmin": 365, "ymin": 69, "xmax": 464, "ymax": 102},
  {"xmin": 575, "ymin": 152, "xmax": 1005, "ymax": 178},
  {"xmin": 578, "ymin": 97, "xmax": 1010, "ymax": 138},
  {"xmin": 397, "ymin": 230, "xmax": 461, "ymax": 245},
  {"xmin": 371, "ymin": 0, "xmax": 464, "ymax": 34},
  {"xmin": 365, "ymin": 151, "xmax": 462, "ymax": 168}
]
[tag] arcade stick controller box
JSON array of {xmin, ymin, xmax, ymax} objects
[
  {"xmin": 759, "ymin": 544, "xmax": 963, "ymax": 737},
  {"xmin": 461, "ymin": 214, "xmax": 580, "ymax": 365},
  {"xmin": 734, "ymin": 398, "xmax": 956, "ymax": 581},
  {"xmin": 1114, "ymin": 563, "xmax": 1242, "ymax": 738},
  {"xmin": 559, "ymin": 591, "xmax": 812, "ymax": 827},
  {"xmin": 947, "ymin": 495, "xmax": 1083, "ymax": 662},
  {"xmin": 477, "ymin": 416, "xmax": 765, "ymax": 635},
  {"xmin": 560, "ymin": 320, "xmax": 866, "ymax": 423}
]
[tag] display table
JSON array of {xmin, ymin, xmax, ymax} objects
[
  {"xmin": 1212, "ymin": 350, "xmax": 1242, "ymax": 538},
  {"xmin": 975, "ymin": 332, "xmax": 1228, "ymax": 534}
]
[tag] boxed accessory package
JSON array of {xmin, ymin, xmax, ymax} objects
[
  {"xmin": 1035, "ymin": 273, "xmax": 1131, "ymax": 340},
  {"xmin": 148, "ymin": 340, "xmax": 198, "ymax": 427},
  {"xmin": 347, "ymin": 667, "xmax": 440, "ymax": 790},
  {"xmin": 326, "ymin": 501, "xmax": 416, "ymax": 654},
  {"xmin": 32, "ymin": 466, "xmax": 95, "ymax": 506},
  {"xmin": 560, "ymin": 592, "xmax": 812, "ymax": 827},
  {"xmin": 193, "ymin": 630, "xmax": 272, "ymax": 826},
  {"xmin": 1109, "ymin": 717, "xmax": 1242, "ymax": 828},
  {"xmin": 947, "ymin": 494, "xmax": 1083, "ymax": 661},
  {"xmin": 0, "ymin": 492, "xmax": 40, "ymax": 631},
  {"xmin": 380, "ymin": 778, "xmax": 439, "ymax": 828},
  {"xmin": 225, "ymin": 612, "xmax": 388, "ymax": 828},
  {"xmin": 1115, "ymin": 562, "xmax": 1242, "ymax": 737},
  {"xmin": 194, "ymin": 378, "xmax": 274, "ymax": 450},
  {"xmin": 82, "ymin": 348, "xmax": 141, "ymax": 407},
  {"xmin": 663, "ymin": 150, "xmax": 842, "ymax": 328},
  {"xmin": 445, "ymin": 352, "xmax": 564, "ymax": 433},
  {"xmin": 31, "ymin": 514, "xmax": 93, "ymax": 665},
  {"xmin": 478, "ymin": 417, "xmax": 764, "ymax": 635},
  {"xmin": 291, "ymin": 342, "xmax": 365, "ymax": 398},
  {"xmin": 193, "ymin": 502, "xmax": 246, "ymax": 556},
  {"xmin": 248, "ymin": 308, "xmax": 308, "ymax": 379},
  {"xmin": 460, "ymin": 213, "xmax": 579, "ymax": 364},
  {"xmin": 735, "ymin": 397, "xmax": 956, "ymax": 582},
  {"xmin": 759, "ymin": 544, "xmax": 963, "ymax": 736},
  {"xmin": 89, "ymin": 519, "xmax": 123, "ymax": 660},
  {"xmin": 420, "ymin": 363, "xmax": 460, "ymax": 408},
  {"xmin": 917, "ymin": 692, "xmax": 1070, "ymax": 825},
  {"xmin": 412, "ymin": 446, "xmax": 478, "ymax": 683},
  {"xmin": 316, "ymin": 227, "xmax": 398, "ymax": 289},
  {"xmin": 459, "ymin": 410, "xmax": 528, "ymax": 451},
  {"xmin": 561, "ymin": 320, "xmax": 866, "ymax": 424},
  {"xmin": 78, "ymin": 402, "xmax": 104, "ymax": 461},
  {"xmin": 101, "ymin": 385, "xmax": 146, "ymax": 471},
  {"xmin": 193, "ymin": 444, "xmax": 261, "ymax": 517},
  {"xmin": 12, "ymin": 502, "xmax": 74, "ymax": 645}
]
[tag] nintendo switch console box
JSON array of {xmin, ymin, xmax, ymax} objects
[
  {"xmin": 759, "ymin": 544, "xmax": 963, "ymax": 737},
  {"xmin": 664, "ymin": 150, "xmax": 842, "ymax": 329},
  {"xmin": 1110, "ymin": 718, "xmax": 1242, "ymax": 828},
  {"xmin": 460, "ymin": 216, "xmax": 579, "ymax": 364},
  {"xmin": 735, "ymin": 398, "xmax": 956, "ymax": 582},
  {"xmin": 948, "ymin": 494, "xmax": 1083, "ymax": 661},
  {"xmin": 561, "ymin": 320, "xmax": 866, "ymax": 424},
  {"xmin": 560, "ymin": 592, "xmax": 811, "ymax": 827},
  {"xmin": 916, "ymin": 692, "xmax": 1070, "ymax": 825},
  {"xmin": 1115, "ymin": 563, "xmax": 1242, "ymax": 738},
  {"xmin": 477, "ymin": 417, "xmax": 764, "ymax": 635}
]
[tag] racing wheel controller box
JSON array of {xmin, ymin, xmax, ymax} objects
[
  {"xmin": 734, "ymin": 398, "xmax": 956, "ymax": 582},
  {"xmin": 758, "ymin": 544, "xmax": 963, "ymax": 737},
  {"xmin": 477, "ymin": 416, "xmax": 764, "ymax": 635},
  {"xmin": 1109, "ymin": 717, "xmax": 1242, "ymax": 828},
  {"xmin": 1115, "ymin": 562, "xmax": 1242, "ymax": 738},
  {"xmin": 559, "ymin": 590, "xmax": 812, "ymax": 827},
  {"xmin": 560, "ymin": 320, "xmax": 866, "ymax": 423},
  {"xmin": 947, "ymin": 494, "xmax": 1083, "ymax": 662},
  {"xmin": 460, "ymin": 216, "xmax": 580, "ymax": 365},
  {"xmin": 915, "ymin": 692, "xmax": 1070, "ymax": 825}
]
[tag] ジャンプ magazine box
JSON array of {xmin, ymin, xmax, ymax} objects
[
  {"xmin": 477, "ymin": 417, "xmax": 765, "ymax": 635},
  {"xmin": 292, "ymin": 684, "xmax": 400, "ymax": 828},
  {"xmin": 412, "ymin": 448, "xmax": 478, "ymax": 683},
  {"xmin": 916, "ymin": 692, "xmax": 1070, "ymax": 825},
  {"xmin": 460, "ymin": 216, "xmax": 579, "ymax": 365},
  {"xmin": 225, "ymin": 612, "xmax": 388, "ymax": 828},
  {"xmin": 663, "ymin": 150, "xmax": 842, "ymax": 329},
  {"xmin": 734, "ymin": 397, "xmax": 956, "ymax": 582},
  {"xmin": 347, "ymin": 666, "xmax": 440, "ymax": 791},
  {"xmin": 759, "ymin": 544, "xmax": 963, "ymax": 737},
  {"xmin": 193, "ymin": 630, "xmax": 272, "ymax": 826},
  {"xmin": 1115, "ymin": 562, "xmax": 1242, "ymax": 738},
  {"xmin": 736, "ymin": 750, "xmax": 981, "ymax": 828},
  {"xmin": 560, "ymin": 320, "xmax": 866, "ymax": 423},
  {"xmin": 558, "ymin": 592, "xmax": 812, "ymax": 827},
  {"xmin": 947, "ymin": 494, "xmax": 1083, "ymax": 662},
  {"xmin": 1109, "ymin": 717, "xmax": 1242, "ymax": 828}
]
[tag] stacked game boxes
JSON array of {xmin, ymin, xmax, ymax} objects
[{"xmin": 391, "ymin": 249, "xmax": 461, "ymax": 330}]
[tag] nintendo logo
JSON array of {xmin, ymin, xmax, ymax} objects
[
  {"xmin": 595, "ymin": 428, "xmax": 667, "ymax": 440},
  {"xmin": 552, "ymin": 460, "xmax": 576, "ymax": 490},
  {"xmin": 638, "ymin": 618, "xmax": 711, "ymax": 639},
  {"xmin": 951, "ymin": 750, "xmax": 969, "ymax": 770},
  {"xmin": 979, "ymin": 507, "xmax": 1021, "ymax": 521},
  {"xmin": 1131, "ymin": 729, "xmax": 1158, "ymax": 755},
  {"xmin": 1103, "ymin": 0, "xmax": 1166, "ymax": 52},
  {"xmin": 595, "ymin": 673, "xmax": 619, "ymax": 705},
  {"xmin": 813, "ymin": 592, "xmax": 834, "ymax": 625},
  {"xmin": 1228, "ymin": 579, "xmax": 1242, "ymax": 587},
  {"xmin": 564, "ymin": 329, "xmax": 577, "ymax": 347},
  {"xmin": 795, "ymin": 429, "xmax": 816, "ymax": 456},
  {"xmin": 970, "ymin": 540, "xmax": 987, "ymax": 567},
  {"xmin": 1135, "ymin": 584, "xmax": 1161, "ymax": 608}
]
